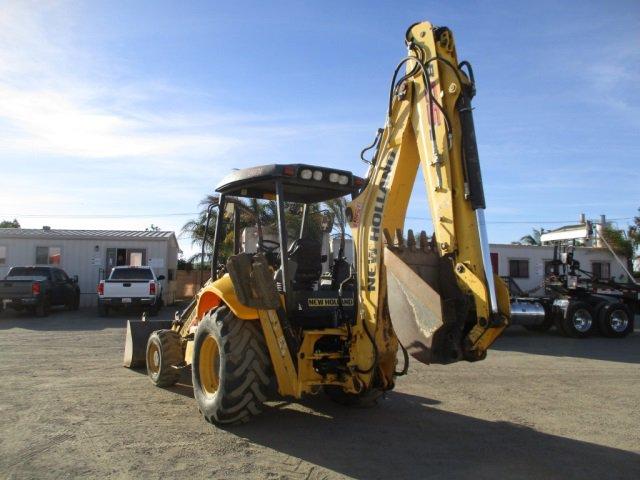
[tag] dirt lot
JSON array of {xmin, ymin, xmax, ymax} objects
[{"xmin": 0, "ymin": 307, "xmax": 639, "ymax": 480}]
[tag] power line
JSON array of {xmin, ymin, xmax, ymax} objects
[
  {"xmin": 405, "ymin": 216, "xmax": 634, "ymax": 224},
  {"xmin": 1, "ymin": 213, "xmax": 634, "ymax": 224}
]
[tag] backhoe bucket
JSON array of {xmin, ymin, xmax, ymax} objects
[
  {"xmin": 384, "ymin": 230, "xmax": 461, "ymax": 365},
  {"xmin": 123, "ymin": 319, "xmax": 173, "ymax": 368}
]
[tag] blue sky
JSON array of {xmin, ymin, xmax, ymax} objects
[{"xmin": 0, "ymin": 0, "xmax": 638, "ymax": 257}]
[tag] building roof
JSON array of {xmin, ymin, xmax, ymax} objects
[{"xmin": 0, "ymin": 228, "xmax": 178, "ymax": 245}]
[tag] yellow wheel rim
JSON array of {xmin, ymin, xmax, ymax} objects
[
  {"xmin": 147, "ymin": 342, "xmax": 160, "ymax": 375},
  {"xmin": 199, "ymin": 334, "xmax": 220, "ymax": 396}
]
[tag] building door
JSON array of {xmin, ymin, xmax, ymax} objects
[
  {"xmin": 127, "ymin": 249, "xmax": 146, "ymax": 266},
  {"xmin": 105, "ymin": 248, "xmax": 118, "ymax": 277}
]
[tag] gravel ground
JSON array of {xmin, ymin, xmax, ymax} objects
[{"xmin": 0, "ymin": 307, "xmax": 639, "ymax": 479}]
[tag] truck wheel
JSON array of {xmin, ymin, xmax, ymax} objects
[
  {"xmin": 98, "ymin": 304, "xmax": 109, "ymax": 317},
  {"xmin": 560, "ymin": 301, "xmax": 595, "ymax": 338},
  {"xmin": 35, "ymin": 298, "xmax": 50, "ymax": 317},
  {"xmin": 67, "ymin": 294, "xmax": 80, "ymax": 311},
  {"xmin": 598, "ymin": 302, "xmax": 634, "ymax": 338},
  {"xmin": 149, "ymin": 298, "xmax": 163, "ymax": 317},
  {"xmin": 146, "ymin": 330, "xmax": 183, "ymax": 387},
  {"xmin": 192, "ymin": 306, "xmax": 272, "ymax": 426}
]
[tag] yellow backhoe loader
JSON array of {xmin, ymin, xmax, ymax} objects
[{"xmin": 124, "ymin": 21, "xmax": 511, "ymax": 425}]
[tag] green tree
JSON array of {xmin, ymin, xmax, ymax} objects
[
  {"xmin": 325, "ymin": 198, "xmax": 348, "ymax": 240},
  {"xmin": 0, "ymin": 218, "xmax": 20, "ymax": 228},
  {"xmin": 601, "ymin": 225, "xmax": 634, "ymax": 271},
  {"xmin": 181, "ymin": 195, "xmax": 220, "ymax": 264},
  {"xmin": 145, "ymin": 224, "xmax": 161, "ymax": 231},
  {"xmin": 627, "ymin": 208, "xmax": 639, "ymax": 264},
  {"xmin": 517, "ymin": 228, "xmax": 542, "ymax": 246},
  {"xmin": 181, "ymin": 195, "xmax": 280, "ymax": 265}
]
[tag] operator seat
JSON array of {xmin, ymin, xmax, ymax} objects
[{"xmin": 287, "ymin": 238, "xmax": 323, "ymax": 290}]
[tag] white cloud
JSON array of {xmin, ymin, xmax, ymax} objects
[{"xmin": 0, "ymin": 3, "xmax": 264, "ymax": 160}]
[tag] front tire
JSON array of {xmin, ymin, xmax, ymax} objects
[
  {"xmin": 146, "ymin": 330, "xmax": 183, "ymax": 387},
  {"xmin": 192, "ymin": 307, "xmax": 272, "ymax": 426}
]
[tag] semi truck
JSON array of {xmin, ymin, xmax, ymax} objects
[{"xmin": 508, "ymin": 225, "xmax": 638, "ymax": 338}]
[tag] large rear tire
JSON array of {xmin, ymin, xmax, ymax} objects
[
  {"xmin": 192, "ymin": 307, "xmax": 272, "ymax": 426},
  {"xmin": 146, "ymin": 329, "xmax": 183, "ymax": 387},
  {"xmin": 598, "ymin": 302, "xmax": 634, "ymax": 338}
]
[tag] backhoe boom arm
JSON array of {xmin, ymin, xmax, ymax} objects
[{"xmin": 347, "ymin": 22, "xmax": 510, "ymax": 380}]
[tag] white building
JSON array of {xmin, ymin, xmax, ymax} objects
[
  {"xmin": 489, "ymin": 243, "xmax": 628, "ymax": 296},
  {"xmin": 0, "ymin": 228, "xmax": 179, "ymax": 306}
]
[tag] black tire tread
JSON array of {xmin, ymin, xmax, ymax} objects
[
  {"xmin": 560, "ymin": 301, "xmax": 594, "ymax": 338},
  {"xmin": 597, "ymin": 302, "xmax": 634, "ymax": 338},
  {"xmin": 147, "ymin": 330, "xmax": 182, "ymax": 387},
  {"xmin": 193, "ymin": 307, "xmax": 272, "ymax": 426}
]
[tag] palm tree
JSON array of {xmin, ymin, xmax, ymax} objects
[
  {"xmin": 325, "ymin": 198, "xmax": 347, "ymax": 239},
  {"xmin": 518, "ymin": 228, "xmax": 543, "ymax": 246},
  {"xmin": 180, "ymin": 195, "xmax": 219, "ymax": 255},
  {"xmin": 181, "ymin": 195, "xmax": 281, "ymax": 263},
  {"xmin": 324, "ymin": 198, "xmax": 349, "ymax": 259}
]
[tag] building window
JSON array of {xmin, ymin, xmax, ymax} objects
[
  {"xmin": 36, "ymin": 246, "xmax": 61, "ymax": 265},
  {"xmin": 0, "ymin": 246, "xmax": 6, "ymax": 264},
  {"xmin": 509, "ymin": 259, "xmax": 529, "ymax": 278},
  {"xmin": 592, "ymin": 262, "xmax": 610, "ymax": 280}
]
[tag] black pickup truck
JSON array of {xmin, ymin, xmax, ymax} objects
[{"xmin": 0, "ymin": 266, "xmax": 80, "ymax": 317}]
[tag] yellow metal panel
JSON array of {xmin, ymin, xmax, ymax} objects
[
  {"xmin": 196, "ymin": 273, "xmax": 259, "ymax": 320},
  {"xmin": 257, "ymin": 309, "xmax": 297, "ymax": 397}
]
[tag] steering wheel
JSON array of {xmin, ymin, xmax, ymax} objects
[{"xmin": 259, "ymin": 239, "xmax": 280, "ymax": 253}]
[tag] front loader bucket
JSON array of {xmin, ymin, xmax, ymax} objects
[
  {"xmin": 384, "ymin": 230, "xmax": 464, "ymax": 365},
  {"xmin": 123, "ymin": 319, "xmax": 173, "ymax": 368}
]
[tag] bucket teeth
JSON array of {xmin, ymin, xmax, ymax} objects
[
  {"xmin": 407, "ymin": 230, "xmax": 416, "ymax": 249},
  {"xmin": 383, "ymin": 229, "xmax": 433, "ymax": 253},
  {"xmin": 420, "ymin": 231, "xmax": 429, "ymax": 251},
  {"xmin": 395, "ymin": 228, "xmax": 404, "ymax": 248}
]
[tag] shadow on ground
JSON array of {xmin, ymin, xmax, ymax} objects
[
  {"xmin": 132, "ymin": 365, "xmax": 640, "ymax": 479},
  {"xmin": 128, "ymin": 367, "xmax": 195, "ymax": 398},
  {"xmin": 229, "ymin": 391, "xmax": 640, "ymax": 479},
  {"xmin": 0, "ymin": 307, "xmax": 177, "ymax": 331},
  {"xmin": 493, "ymin": 327, "xmax": 640, "ymax": 364}
]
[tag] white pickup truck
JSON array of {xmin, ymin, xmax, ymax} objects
[{"xmin": 97, "ymin": 266, "xmax": 164, "ymax": 316}]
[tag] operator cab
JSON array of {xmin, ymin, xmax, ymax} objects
[{"xmin": 209, "ymin": 164, "xmax": 365, "ymax": 328}]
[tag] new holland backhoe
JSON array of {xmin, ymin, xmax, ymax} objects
[{"xmin": 123, "ymin": 21, "xmax": 511, "ymax": 425}]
